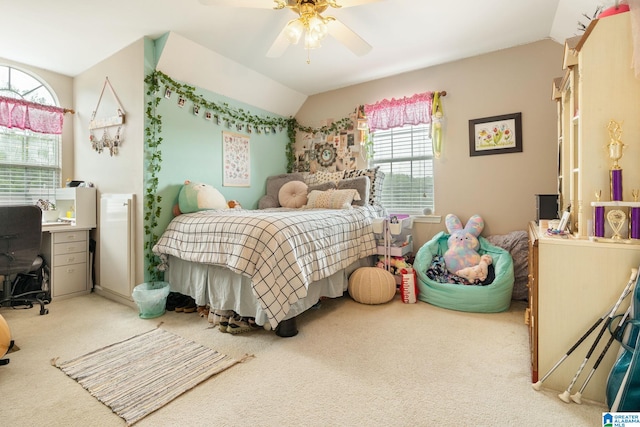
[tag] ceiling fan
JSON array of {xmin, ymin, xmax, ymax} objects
[{"xmin": 198, "ymin": 0, "xmax": 382, "ymax": 59}]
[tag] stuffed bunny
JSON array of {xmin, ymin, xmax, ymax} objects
[{"xmin": 443, "ymin": 214, "xmax": 485, "ymax": 274}]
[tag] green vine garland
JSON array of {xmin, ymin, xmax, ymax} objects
[
  {"xmin": 143, "ymin": 70, "xmax": 362, "ymax": 278},
  {"xmin": 144, "ymin": 72, "xmax": 163, "ymax": 281}
]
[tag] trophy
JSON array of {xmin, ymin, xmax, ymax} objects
[
  {"xmin": 632, "ymin": 190, "xmax": 640, "ymax": 239},
  {"xmin": 608, "ymin": 209, "xmax": 627, "ymax": 240},
  {"xmin": 607, "ymin": 120, "xmax": 625, "ymax": 201},
  {"xmin": 594, "ymin": 190, "xmax": 605, "ymax": 237}
]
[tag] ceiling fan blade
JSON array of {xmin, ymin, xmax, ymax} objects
[
  {"xmin": 198, "ymin": 0, "xmax": 281, "ymax": 8},
  {"xmin": 266, "ymin": 26, "xmax": 291, "ymax": 58},
  {"xmin": 327, "ymin": 19, "xmax": 372, "ymax": 56},
  {"xmin": 332, "ymin": 0, "xmax": 385, "ymax": 8}
]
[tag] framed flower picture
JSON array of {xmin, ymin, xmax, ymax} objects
[{"xmin": 469, "ymin": 112, "xmax": 522, "ymax": 156}]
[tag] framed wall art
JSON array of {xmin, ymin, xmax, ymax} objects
[
  {"xmin": 469, "ymin": 112, "xmax": 522, "ymax": 156},
  {"xmin": 222, "ymin": 131, "xmax": 250, "ymax": 187}
]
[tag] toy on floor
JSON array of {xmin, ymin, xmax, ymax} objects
[{"xmin": 443, "ymin": 213, "xmax": 485, "ymax": 274}]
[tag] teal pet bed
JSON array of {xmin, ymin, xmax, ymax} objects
[{"xmin": 415, "ymin": 231, "xmax": 515, "ymax": 313}]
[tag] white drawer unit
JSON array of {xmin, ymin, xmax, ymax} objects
[{"xmin": 42, "ymin": 229, "xmax": 91, "ymax": 299}]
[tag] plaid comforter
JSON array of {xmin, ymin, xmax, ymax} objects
[{"xmin": 153, "ymin": 206, "xmax": 382, "ymax": 327}]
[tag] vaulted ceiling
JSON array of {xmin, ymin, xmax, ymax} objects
[{"xmin": 2, "ymin": 0, "xmax": 606, "ymax": 96}]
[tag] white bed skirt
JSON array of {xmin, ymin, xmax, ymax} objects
[{"xmin": 165, "ymin": 255, "xmax": 372, "ymax": 327}]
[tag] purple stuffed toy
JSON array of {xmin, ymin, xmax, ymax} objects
[{"xmin": 443, "ymin": 214, "xmax": 485, "ymax": 274}]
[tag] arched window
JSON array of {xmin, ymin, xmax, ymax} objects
[{"xmin": 0, "ymin": 65, "xmax": 61, "ymax": 205}]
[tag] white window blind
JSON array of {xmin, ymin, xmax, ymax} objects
[
  {"xmin": 370, "ymin": 123, "xmax": 434, "ymax": 214},
  {"xmin": 0, "ymin": 128, "xmax": 61, "ymax": 205},
  {"xmin": 0, "ymin": 65, "xmax": 61, "ymax": 206}
]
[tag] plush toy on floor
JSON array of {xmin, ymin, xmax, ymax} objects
[
  {"xmin": 455, "ymin": 254, "xmax": 493, "ymax": 283},
  {"xmin": 443, "ymin": 213, "xmax": 485, "ymax": 274}
]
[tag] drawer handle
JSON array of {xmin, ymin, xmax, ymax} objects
[
  {"xmin": 66, "ymin": 268, "xmax": 75, "ymax": 273},
  {"xmin": 66, "ymin": 257, "xmax": 76, "ymax": 263}
]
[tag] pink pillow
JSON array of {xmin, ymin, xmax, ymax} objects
[{"xmin": 278, "ymin": 180, "xmax": 308, "ymax": 208}]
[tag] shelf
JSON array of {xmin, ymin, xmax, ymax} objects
[
  {"xmin": 377, "ymin": 242, "xmax": 413, "ymax": 257},
  {"xmin": 591, "ymin": 201, "xmax": 640, "ymax": 208}
]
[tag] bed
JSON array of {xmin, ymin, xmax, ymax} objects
[{"xmin": 152, "ymin": 204, "xmax": 384, "ymax": 336}]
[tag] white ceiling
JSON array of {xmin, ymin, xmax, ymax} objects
[{"xmin": 1, "ymin": 0, "xmax": 608, "ymax": 96}]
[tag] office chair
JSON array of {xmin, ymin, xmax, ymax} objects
[{"xmin": 0, "ymin": 205, "xmax": 49, "ymax": 315}]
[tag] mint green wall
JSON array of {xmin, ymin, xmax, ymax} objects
[
  {"xmin": 151, "ymin": 82, "xmax": 289, "ymax": 234},
  {"xmin": 143, "ymin": 37, "xmax": 288, "ymax": 280}
]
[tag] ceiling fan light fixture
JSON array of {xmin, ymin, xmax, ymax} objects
[
  {"xmin": 284, "ymin": 19, "xmax": 305, "ymax": 44},
  {"xmin": 308, "ymin": 14, "xmax": 328, "ymax": 39},
  {"xmin": 304, "ymin": 32, "xmax": 322, "ymax": 49}
]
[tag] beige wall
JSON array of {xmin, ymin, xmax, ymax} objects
[
  {"xmin": 296, "ymin": 40, "xmax": 564, "ymax": 248},
  {"xmin": 72, "ymin": 39, "xmax": 146, "ymax": 300}
]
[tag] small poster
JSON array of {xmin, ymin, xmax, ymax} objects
[{"xmin": 222, "ymin": 131, "xmax": 250, "ymax": 187}]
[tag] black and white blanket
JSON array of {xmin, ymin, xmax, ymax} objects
[{"xmin": 153, "ymin": 206, "xmax": 383, "ymax": 327}]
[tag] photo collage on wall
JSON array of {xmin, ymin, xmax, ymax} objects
[{"xmin": 293, "ymin": 114, "xmax": 362, "ymax": 174}]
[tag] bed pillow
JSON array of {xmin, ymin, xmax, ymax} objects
[
  {"xmin": 307, "ymin": 181, "xmax": 336, "ymax": 193},
  {"xmin": 178, "ymin": 180, "xmax": 227, "ymax": 214},
  {"xmin": 343, "ymin": 167, "xmax": 385, "ymax": 206},
  {"xmin": 258, "ymin": 172, "xmax": 304, "ymax": 209},
  {"xmin": 278, "ymin": 180, "xmax": 308, "ymax": 208},
  {"xmin": 306, "ymin": 189, "xmax": 361, "ymax": 209},
  {"xmin": 337, "ymin": 176, "xmax": 370, "ymax": 206},
  {"xmin": 313, "ymin": 170, "xmax": 345, "ymax": 185}
]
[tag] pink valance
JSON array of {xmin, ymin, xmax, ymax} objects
[
  {"xmin": 0, "ymin": 96, "xmax": 65, "ymax": 134},
  {"xmin": 364, "ymin": 92, "xmax": 433, "ymax": 132}
]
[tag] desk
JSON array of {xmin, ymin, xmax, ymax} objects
[{"xmin": 41, "ymin": 223, "xmax": 93, "ymax": 300}]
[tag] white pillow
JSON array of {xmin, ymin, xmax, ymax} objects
[
  {"xmin": 306, "ymin": 189, "xmax": 361, "ymax": 209},
  {"xmin": 313, "ymin": 170, "xmax": 345, "ymax": 185},
  {"xmin": 278, "ymin": 180, "xmax": 308, "ymax": 208}
]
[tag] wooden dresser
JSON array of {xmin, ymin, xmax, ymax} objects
[{"xmin": 527, "ymin": 221, "xmax": 640, "ymax": 403}]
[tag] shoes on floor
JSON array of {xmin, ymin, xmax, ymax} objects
[
  {"xmin": 165, "ymin": 292, "xmax": 184, "ymax": 311},
  {"xmin": 226, "ymin": 314, "xmax": 261, "ymax": 335},
  {"xmin": 175, "ymin": 295, "xmax": 197, "ymax": 313},
  {"xmin": 208, "ymin": 309, "xmax": 233, "ymax": 332}
]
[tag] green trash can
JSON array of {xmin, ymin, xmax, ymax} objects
[{"xmin": 132, "ymin": 281, "xmax": 171, "ymax": 319}]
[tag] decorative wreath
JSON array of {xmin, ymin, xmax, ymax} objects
[{"xmin": 317, "ymin": 143, "xmax": 337, "ymax": 167}]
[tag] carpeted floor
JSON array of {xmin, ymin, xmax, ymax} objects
[{"xmin": 0, "ymin": 292, "xmax": 607, "ymax": 426}]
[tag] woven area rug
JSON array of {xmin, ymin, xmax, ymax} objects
[{"xmin": 53, "ymin": 328, "xmax": 242, "ymax": 425}]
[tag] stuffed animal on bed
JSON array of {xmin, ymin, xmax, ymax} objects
[
  {"xmin": 443, "ymin": 214, "xmax": 485, "ymax": 274},
  {"xmin": 455, "ymin": 254, "xmax": 492, "ymax": 283},
  {"xmin": 173, "ymin": 180, "xmax": 228, "ymax": 215}
]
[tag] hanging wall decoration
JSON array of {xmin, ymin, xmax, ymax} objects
[
  {"xmin": 222, "ymin": 131, "xmax": 251, "ymax": 187},
  {"xmin": 89, "ymin": 77, "xmax": 126, "ymax": 156},
  {"xmin": 431, "ymin": 91, "xmax": 446, "ymax": 159}
]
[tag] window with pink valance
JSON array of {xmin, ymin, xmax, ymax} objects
[
  {"xmin": 0, "ymin": 96, "xmax": 65, "ymax": 134},
  {"xmin": 364, "ymin": 92, "xmax": 433, "ymax": 132}
]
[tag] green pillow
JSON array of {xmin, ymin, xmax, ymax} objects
[{"xmin": 178, "ymin": 180, "xmax": 227, "ymax": 214}]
